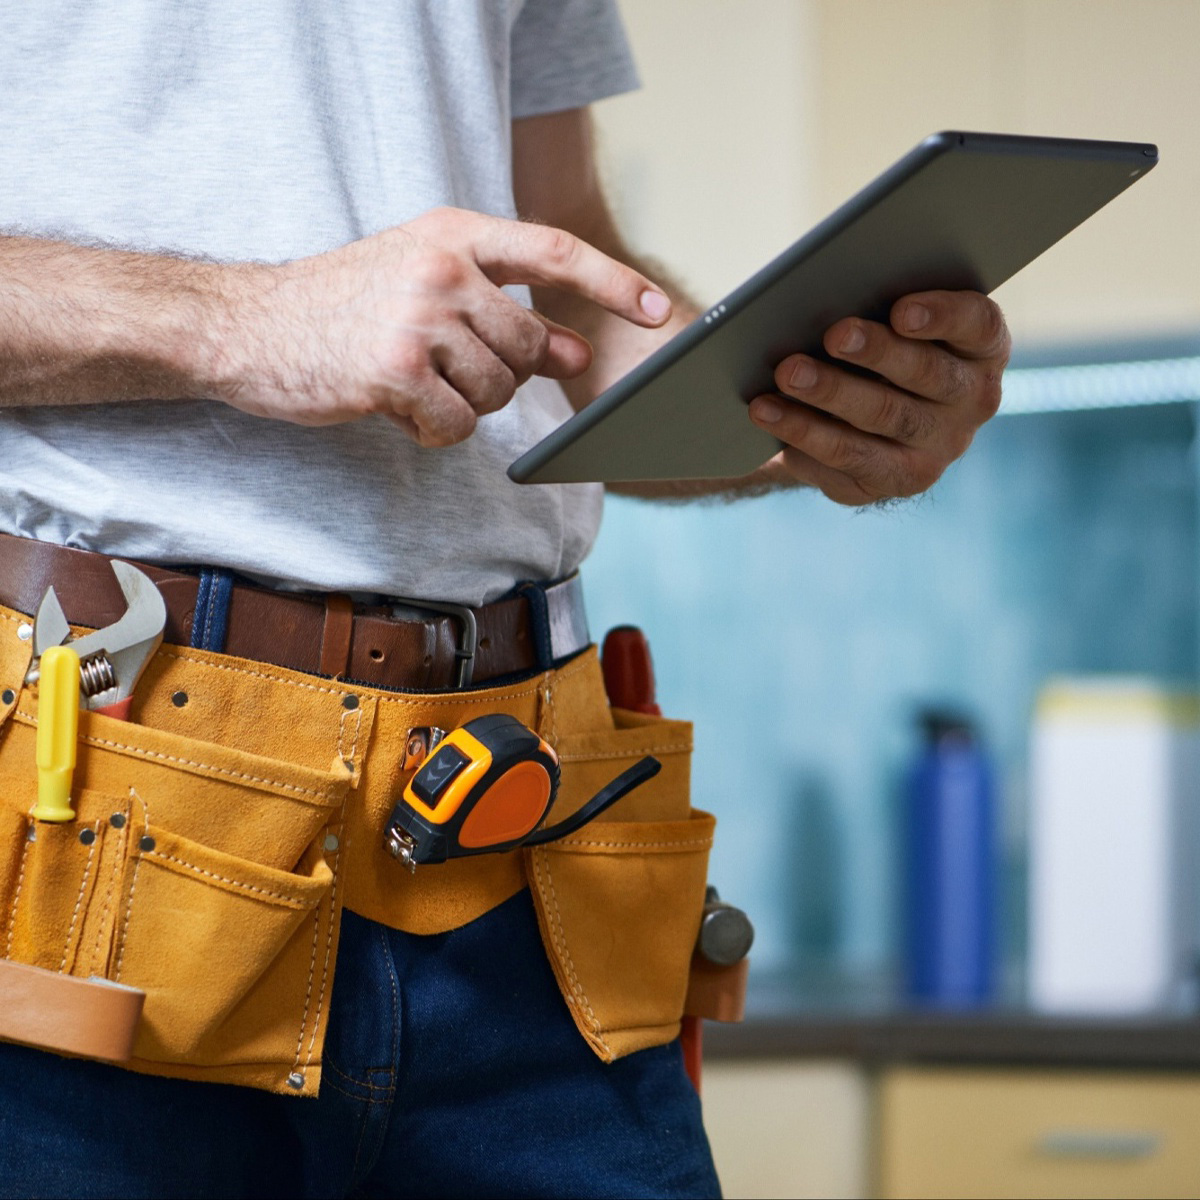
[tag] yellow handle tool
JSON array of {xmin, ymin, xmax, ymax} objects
[{"xmin": 34, "ymin": 644, "xmax": 80, "ymax": 823}]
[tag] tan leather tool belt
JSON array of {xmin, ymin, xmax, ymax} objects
[{"xmin": 0, "ymin": 545, "xmax": 713, "ymax": 1097}]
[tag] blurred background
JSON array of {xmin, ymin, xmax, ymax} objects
[{"xmin": 580, "ymin": 2, "xmax": 1200, "ymax": 1196}]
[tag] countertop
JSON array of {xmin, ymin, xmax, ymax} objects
[{"xmin": 704, "ymin": 1012, "xmax": 1200, "ymax": 1069}]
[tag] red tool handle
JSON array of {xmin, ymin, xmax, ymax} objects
[
  {"xmin": 96, "ymin": 698, "xmax": 133, "ymax": 721},
  {"xmin": 600, "ymin": 627, "xmax": 662, "ymax": 717},
  {"xmin": 600, "ymin": 626, "xmax": 702, "ymax": 1092}
]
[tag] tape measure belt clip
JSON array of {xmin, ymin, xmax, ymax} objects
[{"xmin": 384, "ymin": 713, "xmax": 660, "ymax": 870}]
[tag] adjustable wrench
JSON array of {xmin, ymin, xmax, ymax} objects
[{"xmin": 25, "ymin": 560, "xmax": 167, "ymax": 721}]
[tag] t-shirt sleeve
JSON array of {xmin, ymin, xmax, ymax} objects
[{"xmin": 510, "ymin": 0, "xmax": 640, "ymax": 120}]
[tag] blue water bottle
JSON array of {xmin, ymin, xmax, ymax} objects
[{"xmin": 902, "ymin": 709, "xmax": 996, "ymax": 1007}]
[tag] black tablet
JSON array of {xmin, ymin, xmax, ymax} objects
[{"xmin": 508, "ymin": 131, "xmax": 1157, "ymax": 484}]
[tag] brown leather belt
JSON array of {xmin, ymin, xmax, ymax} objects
[{"xmin": 0, "ymin": 533, "xmax": 590, "ymax": 691}]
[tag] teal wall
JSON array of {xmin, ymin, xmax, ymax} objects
[{"xmin": 582, "ymin": 402, "xmax": 1198, "ymax": 1002}]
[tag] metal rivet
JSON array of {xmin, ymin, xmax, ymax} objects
[
  {"xmin": 342, "ymin": 694, "xmax": 359, "ymax": 710},
  {"xmin": 323, "ymin": 834, "xmax": 339, "ymax": 852},
  {"xmin": 286, "ymin": 1072, "xmax": 305, "ymax": 1090},
  {"xmin": 1, "ymin": 689, "xmax": 14, "ymax": 705},
  {"xmin": 171, "ymin": 691, "xmax": 188, "ymax": 708},
  {"xmin": 110, "ymin": 813, "xmax": 127, "ymax": 829},
  {"xmin": 16, "ymin": 623, "xmax": 32, "ymax": 642},
  {"xmin": 78, "ymin": 828, "xmax": 96, "ymax": 846},
  {"xmin": 26, "ymin": 826, "xmax": 36, "ymax": 842},
  {"xmin": 139, "ymin": 835, "xmax": 156, "ymax": 852}
]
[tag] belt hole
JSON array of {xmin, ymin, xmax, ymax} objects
[
  {"xmin": 1, "ymin": 689, "xmax": 14, "ymax": 705},
  {"xmin": 479, "ymin": 636, "xmax": 490, "ymax": 651},
  {"xmin": 342, "ymin": 695, "xmax": 360, "ymax": 710},
  {"xmin": 423, "ymin": 654, "xmax": 432, "ymax": 666},
  {"xmin": 369, "ymin": 648, "xmax": 384, "ymax": 662},
  {"xmin": 171, "ymin": 691, "xmax": 188, "ymax": 708}
]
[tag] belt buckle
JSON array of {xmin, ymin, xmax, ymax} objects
[{"xmin": 391, "ymin": 597, "xmax": 478, "ymax": 688}]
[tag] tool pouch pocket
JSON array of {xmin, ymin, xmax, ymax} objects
[
  {"xmin": 526, "ymin": 708, "xmax": 714, "ymax": 1062},
  {"xmin": 112, "ymin": 823, "xmax": 333, "ymax": 1066},
  {"xmin": 0, "ymin": 660, "xmax": 359, "ymax": 1096}
]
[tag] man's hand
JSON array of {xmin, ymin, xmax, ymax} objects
[
  {"xmin": 747, "ymin": 290, "xmax": 1010, "ymax": 505},
  {"xmin": 0, "ymin": 207, "xmax": 672, "ymax": 447},
  {"xmin": 220, "ymin": 207, "xmax": 671, "ymax": 445}
]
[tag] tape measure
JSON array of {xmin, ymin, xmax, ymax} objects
[{"xmin": 384, "ymin": 713, "xmax": 660, "ymax": 870}]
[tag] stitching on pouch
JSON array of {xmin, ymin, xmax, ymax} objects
[
  {"xmin": 89, "ymin": 800, "xmax": 132, "ymax": 977},
  {"xmin": 129, "ymin": 787, "xmax": 151, "ymax": 827},
  {"xmin": 144, "ymin": 639, "xmax": 594, "ymax": 715},
  {"xmin": 337, "ymin": 703, "xmax": 362, "ymax": 768},
  {"xmin": 13, "ymin": 710, "xmax": 333, "ymax": 800},
  {"xmin": 301, "ymin": 789, "xmax": 351, "ymax": 1073},
  {"xmin": 58, "ymin": 828, "xmax": 99, "ymax": 972},
  {"xmin": 157, "ymin": 650, "xmax": 345, "ymax": 697},
  {"xmin": 557, "ymin": 837, "xmax": 713, "ymax": 851},
  {"xmin": 545, "ymin": 679, "xmax": 558, "ymax": 745},
  {"xmin": 375, "ymin": 647, "xmax": 594, "ymax": 713},
  {"xmin": 557, "ymin": 743, "xmax": 691, "ymax": 763},
  {"xmin": 5, "ymin": 829, "xmax": 32, "ymax": 958},
  {"xmin": 531, "ymin": 849, "xmax": 608, "ymax": 1049},
  {"xmin": 114, "ymin": 853, "xmax": 144, "ymax": 983},
  {"xmin": 145, "ymin": 850, "xmax": 311, "ymax": 907},
  {"xmin": 289, "ymin": 904, "xmax": 323, "ymax": 1080}
]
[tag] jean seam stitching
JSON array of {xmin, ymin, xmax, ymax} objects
[
  {"xmin": 348, "ymin": 923, "xmax": 400, "ymax": 1185},
  {"xmin": 324, "ymin": 1058, "xmax": 393, "ymax": 1093},
  {"xmin": 318, "ymin": 1073, "xmax": 386, "ymax": 1105}
]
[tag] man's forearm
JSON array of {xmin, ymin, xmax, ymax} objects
[{"xmin": 0, "ymin": 236, "xmax": 243, "ymax": 409}]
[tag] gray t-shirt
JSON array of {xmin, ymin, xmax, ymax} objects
[{"xmin": 0, "ymin": 0, "xmax": 638, "ymax": 605}]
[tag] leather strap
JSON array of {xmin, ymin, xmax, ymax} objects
[
  {"xmin": 319, "ymin": 595, "xmax": 356, "ymax": 679},
  {"xmin": 0, "ymin": 533, "xmax": 589, "ymax": 690},
  {"xmin": 0, "ymin": 958, "xmax": 145, "ymax": 1062}
]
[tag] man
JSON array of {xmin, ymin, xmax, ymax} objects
[{"xmin": 0, "ymin": 2, "xmax": 1007, "ymax": 1197}]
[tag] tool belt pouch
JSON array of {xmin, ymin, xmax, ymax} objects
[
  {"xmin": 0, "ymin": 609, "xmax": 356, "ymax": 1097},
  {"xmin": 0, "ymin": 604, "xmax": 713, "ymax": 1091},
  {"xmin": 525, "ymin": 707, "xmax": 715, "ymax": 1063}
]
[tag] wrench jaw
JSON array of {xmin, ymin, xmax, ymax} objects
[
  {"xmin": 23, "ymin": 587, "xmax": 72, "ymax": 686},
  {"xmin": 23, "ymin": 561, "xmax": 167, "ymax": 708}
]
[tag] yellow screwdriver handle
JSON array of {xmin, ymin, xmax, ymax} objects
[{"xmin": 34, "ymin": 644, "xmax": 80, "ymax": 823}]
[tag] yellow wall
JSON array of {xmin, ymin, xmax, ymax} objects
[{"xmin": 600, "ymin": 0, "xmax": 1200, "ymax": 347}]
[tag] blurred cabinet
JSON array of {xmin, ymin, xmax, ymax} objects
[
  {"xmin": 704, "ymin": 1058, "xmax": 1200, "ymax": 1199},
  {"xmin": 598, "ymin": 1, "xmax": 1200, "ymax": 345},
  {"xmin": 801, "ymin": 0, "xmax": 1200, "ymax": 346},
  {"xmin": 878, "ymin": 1067, "xmax": 1200, "ymax": 1199},
  {"xmin": 703, "ymin": 1060, "xmax": 870, "ymax": 1199}
]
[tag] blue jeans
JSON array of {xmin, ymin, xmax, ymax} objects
[{"xmin": 0, "ymin": 889, "xmax": 720, "ymax": 1199}]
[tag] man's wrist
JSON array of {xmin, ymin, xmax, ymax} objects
[{"xmin": 184, "ymin": 260, "xmax": 279, "ymax": 409}]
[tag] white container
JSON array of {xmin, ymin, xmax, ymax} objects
[{"xmin": 1029, "ymin": 677, "xmax": 1200, "ymax": 1014}]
